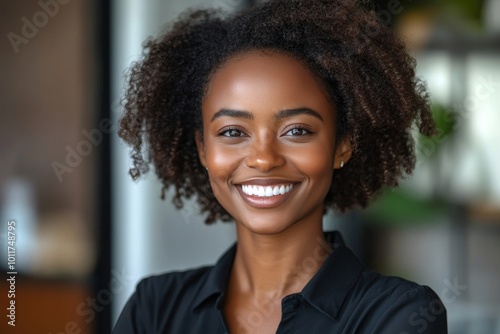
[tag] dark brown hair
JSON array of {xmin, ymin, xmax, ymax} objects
[{"xmin": 118, "ymin": 0, "xmax": 435, "ymax": 224}]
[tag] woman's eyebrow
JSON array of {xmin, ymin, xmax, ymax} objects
[
  {"xmin": 211, "ymin": 109, "xmax": 254, "ymax": 122},
  {"xmin": 275, "ymin": 108, "xmax": 323, "ymax": 121},
  {"xmin": 210, "ymin": 107, "xmax": 323, "ymax": 122}
]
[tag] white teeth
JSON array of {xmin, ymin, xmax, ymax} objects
[{"xmin": 241, "ymin": 184, "xmax": 295, "ymax": 197}]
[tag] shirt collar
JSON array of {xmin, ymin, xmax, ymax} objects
[
  {"xmin": 192, "ymin": 242, "xmax": 236, "ymax": 310},
  {"xmin": 191, "ymin": 231, "xmax": 364, "ymax": 319},
  {"xmin": 301, "ymin": 231, "xmax": 365, "ymax": 319}
]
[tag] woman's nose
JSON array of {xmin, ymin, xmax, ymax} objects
[{"xmin": 245, "ymin": 135, "xmax": 286, "ymax": 172}]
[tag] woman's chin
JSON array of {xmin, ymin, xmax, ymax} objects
[{"xmin": 235, "ymin": 214, "xmax": 300, "ymax": 236}]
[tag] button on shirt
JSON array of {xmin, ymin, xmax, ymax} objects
[{"xmin": 113, "ymin": 231, "xmax": 447, "ymax": 333}]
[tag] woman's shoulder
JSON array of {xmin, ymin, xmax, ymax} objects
[
  {"xmin": 135, "ymin": 242, "xmax": 236, "ymax": 302},
  {"xmin": 347, "ymin": 270, "xmax": 448, "ymax": 333},
  {"xmin": 139, "ymin": 265, "xmax": 212, "ymax": 287},
  {"xmin": 112, "ymin": 265, "xmax": 216, "ymax": 333},
  {"xmin": 358, "ymin": 269, "xmax": 435, "ymax": 294},
  {"xmin": 113, "ymin": 243, "xmax": 237, "ymax": 334},
  {"xmin": 356, "ymin": 270, "xmax": 443, "ymax": 306},
  {"xmin": 134, "ymin": 264, "xmax": 214, "ymax": 304}
]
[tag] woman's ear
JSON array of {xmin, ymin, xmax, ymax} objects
[
  {"xmin": 333, "ymin": 138, "xmax": 352, "ymax": 169},
  {"xmin": 195, "ymin": 129, "xmax": 207, "ymax": 168}
]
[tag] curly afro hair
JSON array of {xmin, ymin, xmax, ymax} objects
[{"xmin": 118, "ymin": 0, "xmax": 435, "ymax": 224}]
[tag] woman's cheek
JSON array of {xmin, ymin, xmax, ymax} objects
[
  {"xmin": 292, "ymin": 141, "xmax": 333, "ymax": 169},
  {"xmin": 206, "ymin": 144, "xmax": 243, "ymax": 197}
]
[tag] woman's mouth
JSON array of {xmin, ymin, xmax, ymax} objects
[
  {"xmin": 241, "ymin": 184, "xmax": 295, "ymax": 197},
  {"xmin": 236, "ymin": 183, "xmax": 300, "ymax": 208}
]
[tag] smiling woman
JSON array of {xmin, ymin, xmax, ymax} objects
[{"xmin": 113, "ymin": 0, "xmax": 447, "ymax": 333}]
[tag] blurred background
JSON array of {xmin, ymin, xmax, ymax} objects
[{"xmin": 0, "ymin": 0, "xmax": 499, "ymax": 333}]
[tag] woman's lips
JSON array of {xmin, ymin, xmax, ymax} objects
[
  {"xmin": 242, "ymin": 184, "xmax": 294, "ymax": 197},
  {"xmin": 236, "ymin": 183, "xmax": 300, "ymax": 208}
]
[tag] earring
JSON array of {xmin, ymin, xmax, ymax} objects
[
  {"xmin": 340, "ymin": 161, "xmax": 344, "ymax": 168},
  {"xmin": 205, "ymin": 167, "xmax": 208, "ymax": 171}
]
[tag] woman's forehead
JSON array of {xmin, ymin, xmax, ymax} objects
[
  {"xmin": 203, "ymin": 50, "xmax": 334, "ymax": 113},
  {"xmin": 202, "ymin": 52, "xmax": 335, "ymax": 124}
]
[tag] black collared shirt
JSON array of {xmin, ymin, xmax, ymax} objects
[{"xmin": 113, "ymin": 231, "xmax": 447, "ymax": 333}]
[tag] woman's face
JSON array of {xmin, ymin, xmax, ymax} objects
[{"xmin": 197, "ymin": 50, "xmax": 350, "ymax": 235}]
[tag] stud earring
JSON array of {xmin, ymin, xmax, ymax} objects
[{"xmin": 340, "ymin": 161, "xmax": 344, "ymax": 168}]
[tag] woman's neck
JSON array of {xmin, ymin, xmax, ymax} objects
[{"xmin": 230, "ymin": 216, "xmax": 332, "ymax": 302}]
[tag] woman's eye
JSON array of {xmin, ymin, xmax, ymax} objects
[
  {"xmin": 220, "ymin": 128, "xmax": 245, "ymax": 137},
  {"xmin": 285, "ymin": 127, "xmax": 311, "ymax": 136}
]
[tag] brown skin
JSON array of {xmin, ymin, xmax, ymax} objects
[{"xmin": 196, "ymin": 50, "xmax": 351, "ymax": 333}]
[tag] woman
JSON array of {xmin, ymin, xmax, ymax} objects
[{"xmin": 113, "ymin": 0, "xmax": 447, "ymax": 333}]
